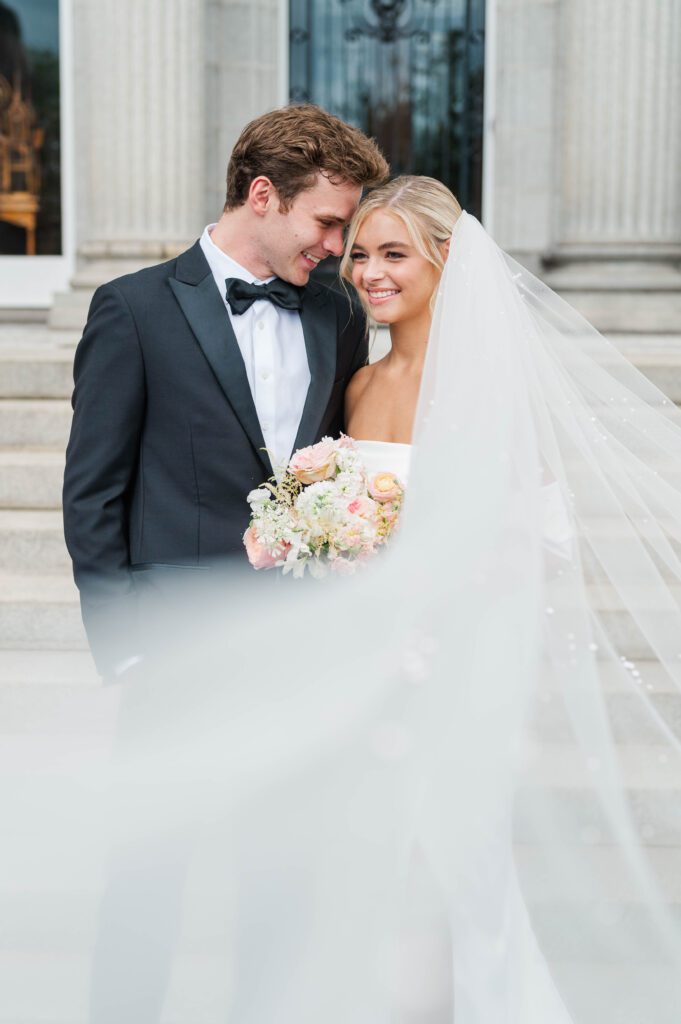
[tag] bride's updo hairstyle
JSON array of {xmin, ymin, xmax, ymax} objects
[{"xmin": 340, "ymin": 175, "xmax": 462, "ymax": 312}]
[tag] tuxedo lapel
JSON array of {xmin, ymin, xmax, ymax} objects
[
  {"xmin": 169, "ymin": 243, "xmax": 273, "ymax": 477},
  {"xmin": 293, "ymin": 284, "xmax": 337, "ymax": 452}
]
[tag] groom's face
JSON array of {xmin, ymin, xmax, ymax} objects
[{"xmin": 260, "ymin": 173, "xmax": 361, "ymax": 286}]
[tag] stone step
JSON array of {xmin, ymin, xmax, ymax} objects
[
  {"xmin": 548, "ymin": 962, "xmax": 681, "ymax": 1024},
  {"xmin": 0, "ymin": 680, "xmax": 118, "ymax": 734},
  {"xmin": 564, "ymin": 292, "xmax": 681, "ymax": 334},
  {"xmin": 0, "ymin": 506, "xmax": 666, "ymax": 585},
  {"xmin": 571, "ymin": 582, "xmax": 681, "ymax": 662},
  {"xmin": 0, "ymin": 400, "xmax": 72, "ymax": 447},
  {"xmin": 532, "ymin": 683, "xmax": 681, "ymax": 745},
  {"xmin": 0, "ymin": 347, "xmax": 74, "ymax": 399},
  {"xmin": 0, "ymin": 574, "xmax": 87, "ymax": 650},
  {"xmin": 528, "ymin": 899, "xmax": 681, "ymax": 966},
  {"xmin": 0, "ymin": 448, "xmax": 65, "ymax": 509},
  {"xmin": 47, "ymin": 257, "xmax": 166, "ymax": 333},
  {"xmin": 515, "ymin": 743, "xmax": 681, "ymax": 846},
  {"xmin": 0, "ymin": 948, "xmax": 226, "ymax": 1024},
  {"xmin": 0, "ymin": 649, "xmax": 98, "ymax": 685},
  {"xmin": 544, "ymin": 262, "xmax": 681, "ymax": 292},
  {"xmin": 0, "ymin": 851, "xmax": 676, "ymax": 994},
  {"xmin": 515, "ymin": 843, "xmax": 681, "ymax": 903},
  {"xmin": 0, "ymin": 510, "xmax": 71, "ymax": 572},
  {"xmin": 608, "ymin": 335, "xmax": 681, "ymax": 402},
  {"xmin": 521, "ymin": 741, "xmax": 681, "ymax": 789},
  {"xmin": 0, "ymin": 662, "xmax": 676, "ymax": 749},
  {"xmin": 47, "ymin": 288, "xmax": 92, "ymax": 333},
  {"xmin": 0, "ymin": 568, "xmax": 674, "ymax": 657},
  {"xmin": 543, "ymin": 261, "xmax": 681, "ymax": 334},
  {"xmin": 0, "ymin": 952, "xmax": 675, "ymax": 1024}
]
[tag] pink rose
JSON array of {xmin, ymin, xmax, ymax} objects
[
  {"xmin": 347, "ymin": 496, "xmax": 376, "ymax": 518},
  {"xmin": 368, "ymin": 472, "xmax": 403, "ymax": 503},
  {"xmin": 243, "ymin": 526, "xmax": 288, "ymax": 570},
  {"xmin": 338, "ymin": 433, "xmax": 357, "ymax": 449},
  {"xmin": 289, "ymin": 438, "xmax": 338, "ymax": 484}
]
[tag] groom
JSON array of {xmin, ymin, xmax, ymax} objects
[{"xmin": 63, "ymin": 105, "xmax": 388, "ymax": 680}]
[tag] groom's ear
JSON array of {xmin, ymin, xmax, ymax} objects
[
  {"xmin": 443, "ymin": 237, "xmax": 451, "ymax": 260},
  {"xmin": 249, "ymin": 176, "xmax": 276, "ymax": 216}
]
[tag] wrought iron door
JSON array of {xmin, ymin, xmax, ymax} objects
[{"xmin": 290, "ymin": 0, "xmax": 485, "ymax": 216}]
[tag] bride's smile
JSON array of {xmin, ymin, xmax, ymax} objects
[{"xmin": 348, "ymin": 209, "xmax": 439, "ymax": 326}]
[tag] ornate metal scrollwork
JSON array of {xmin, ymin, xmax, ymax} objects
[
  {"xmin": 288, "ymin": 0, "xmax": 486, "ymax": 217},
  {"xmin": 348, "ymin": 0, "xmax": 425, "ymax": 44}
]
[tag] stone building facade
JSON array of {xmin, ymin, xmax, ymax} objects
[{"xmin": 2, "ymin": 0, "xmax": 680, "ymax": 331}]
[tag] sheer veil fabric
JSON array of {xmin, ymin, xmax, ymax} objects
[{"xmin": 3, "ymin": 213, "xmax": 681, "ymax": 1022}]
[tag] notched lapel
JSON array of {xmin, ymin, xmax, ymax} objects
[
  {"xmin": 169, "ymin": 268, "xmax": 273, "ymax": 477},
  {"xmin": 293, "ymin": 286, "xmax": 338, "ymax": 452}
]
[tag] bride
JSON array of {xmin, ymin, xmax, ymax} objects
[
  {"xmin": 5, "ymin": 179, "xmax": 681, "ymax": 1024},
  {"xmin": 332, "ymin": 176, "xmax": 681, "ymax": 1021},
  {"xmin": 343, "ymin": 175, "xmax": 457, "ymax": 456},
  {"xmin": 342, "ymin": 177, "xmax": 454, "ymax": 500}
]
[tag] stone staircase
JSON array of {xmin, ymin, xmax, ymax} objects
[
  {"xmin": 0, "ymin": 325, "xmax": 99, "ymax": 690},
  {"xmin": 1, "ymin": 312, "xmax": 681, "ymax": 1022}
]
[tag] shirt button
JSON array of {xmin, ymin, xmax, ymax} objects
[
  {"xmin": 261, "ymin": 369, "xmax": 271, "ymax": 380},
  {"xmin": 257, "ymin": 321, "xmax": 265, "ymax": 331},
  {"xmin": 262, "ymin": 422, "xmax": 270, "ymax": 432}
]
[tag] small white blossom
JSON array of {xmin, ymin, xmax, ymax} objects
[{"xmin": 246, "ymin": 487, "xmax": 271, "ymax": 506}]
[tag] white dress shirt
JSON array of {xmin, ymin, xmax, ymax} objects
[{"xmin": 199, "ymin": 225, "xmax": 311, "ymax": 470}]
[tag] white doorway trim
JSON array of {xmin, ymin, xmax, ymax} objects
[{"xmin": 481, "ymin": 0, "xmax": 497, "ymax": 234}]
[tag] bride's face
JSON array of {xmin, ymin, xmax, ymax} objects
[{"xmin": 348, "ymin": 210, "xmax": 440, "ymax": 325}]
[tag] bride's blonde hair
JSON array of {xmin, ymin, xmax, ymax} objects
[{"xmin": 340, "ymin": 175, "xmax": 463, "ymax": 312}]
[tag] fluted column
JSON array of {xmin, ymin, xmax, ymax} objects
[
  {"xmin": 204, "ymin": 0, "xmax": 282, "ymax": 221},
  {"xmin": 73, "ymin": 0, "xmax": 206, "ymax": 259},
  {"xmin": 556, "ymin": 0, "xmax": 681, "ymax": 256},
  {"xmin": 490, "ymin": 0, "xmax": 560, "ymax": 264}
]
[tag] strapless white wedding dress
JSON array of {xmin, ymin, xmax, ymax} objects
[
  {"xmin": 354, "ymin": 439, "xmax": 411, "ymax": 484},
  {"xmin": 354, "ymin": 438, "xmax": 572, "ymax": 558}
]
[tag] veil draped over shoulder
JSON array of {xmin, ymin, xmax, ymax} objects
[{"xmin": 2, "ymin": 213, "xmax": 681, "ymax": 1023}]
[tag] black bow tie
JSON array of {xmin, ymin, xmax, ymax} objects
[{"xmin": 225, "ymin": 277, "xmax": 304, "ymax": 315}]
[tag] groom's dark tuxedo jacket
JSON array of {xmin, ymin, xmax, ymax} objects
[{"xmin": 63, "ymin": 241, "xmax": 368, "ymax": 677}]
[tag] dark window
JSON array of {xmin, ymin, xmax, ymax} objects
[
  {"xmin": 290, "ymin": 0, "xmax": 485, "ymax": 215},
  {"xmin": 0, "ymin": 0, "xmax": 61, "ymax": 255}
]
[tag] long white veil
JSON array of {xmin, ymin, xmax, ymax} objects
[{"xmin": 2, "ymin": 212, "xmax": 681, "ymax": 1023}]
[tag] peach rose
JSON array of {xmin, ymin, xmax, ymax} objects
[
  {"xmin": 289, "ymin": 438, "xmax": 338, "ymax": 484},
  {"xmin": 243, "ymin": 526, "xmax": 288, "ymax": 570},
  {"xmin": 368, "ymin": 472, "xmax": 403, "ymax": 503}
]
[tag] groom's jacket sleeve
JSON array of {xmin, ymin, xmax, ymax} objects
[{"xmin": 63, "ymin": 283, "xmax": 146, "ymax": 678}]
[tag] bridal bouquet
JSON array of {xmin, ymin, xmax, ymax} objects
[{"xmin": 243, "ymin": 435, "xmax": 404, "ymax": 578}]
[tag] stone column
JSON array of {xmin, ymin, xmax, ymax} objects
[
  {"xmin": 544, "ymin": 0, "xmax": 681, "ymax": 331},
  {"xmin": 489, "ymin": 0, "xmax": 560, "ymax": 270},
  {"xmin": 204, "ymin": 0, "xmax": 282, "ymax": 221},
  {"xmin": 51, "ymin": 0, "xmax": 282, "ymax": 329},
  {"xmin": 73, "ymin": 0, "xmax": 206, "ymax": 260},
  {"xmin": 554, "ymin": 0, "xmax": 681, "ymax": 258}
]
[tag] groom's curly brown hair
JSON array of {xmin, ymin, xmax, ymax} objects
[{"xmin": 225, "ymin": 105, "xmax": 389, "ymax": 211}]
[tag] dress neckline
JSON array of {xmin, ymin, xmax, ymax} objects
[{"xmin": 353, "ymin": 438, "xmax": 412, "ymax": 449}]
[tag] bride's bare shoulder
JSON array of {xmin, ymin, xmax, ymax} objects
[
  {"xmin": 346, "ymin": 361, "xmax": 375, "ymax": 397},
  {"xmin": 345, "ymin": 363, "xmax": 377, "ymax": 426},
  {"xmin": 347, "ymin": 360, "xmax": 377, "ymax": 404}
]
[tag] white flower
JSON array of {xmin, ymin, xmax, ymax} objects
[
  {"xmin": 334, "ymin": 470, "xmax": 365, "ymax": 497},
  {"xmin": 247, "ymin": 487, "xmax": 272, "ymax": 506},
  {"xmin": 335, "ymin": 446, "xmax": 364, "ymax": 475}
]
